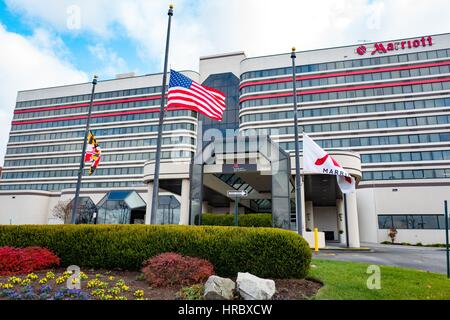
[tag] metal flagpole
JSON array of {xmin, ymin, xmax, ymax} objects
[
  {"xmin": 444, "ymin": 200, "xmax": 449, "ymax": 278},
  {"xmin": 344, "ymin": 193, "xmax": 350, "ymax": 248},
  {"xmin": 291, "ymin": 47, "xmax": 303, "ymax": 235},
  {"xmin": 71, "ymin": 75, "xmax": 98, "ymax": 224},
  {"xmin": 150, "ymin": 4, "xmax": 174, "ymax": 224}
]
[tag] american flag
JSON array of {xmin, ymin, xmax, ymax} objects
[{"xmin": 167, "ymin": 69, "xmax": 226, "ymax": 121}]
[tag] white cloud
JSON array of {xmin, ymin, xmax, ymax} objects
[
  {"xmin": 6, "ymin": 0, "xmax": 450, "ymax": 72},
  {"xmin": 88, "ymin": 43, "xmax": 130, "ymax": 78},
  {"xmin": 0, "ymin": 24, "xmax": 88, "ymax": 164}
]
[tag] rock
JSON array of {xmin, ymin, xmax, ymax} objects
[
  {"xmin": 236, "ymin": 272, "xmax": 276, "ymax": 300},
  {"xmin": 203, "ymin": 275, "xmax": 235, "ymax": 300}
]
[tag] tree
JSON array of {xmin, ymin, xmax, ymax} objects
[
  {"xmin": 388, "ymin": 228, "xmax": 398, "ymax": 244},
  {"xmin": 52, "ymin": 200, "xmax": 72, "ymax": 224}
]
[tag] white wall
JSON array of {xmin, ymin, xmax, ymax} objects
[
  {"xmin": 358, "ymin": 185, "xmax": 450, "ymax": 244},
  {"xmin": 0, "ymin": 194, "xmax": 52, "ymax": 224},
  {"xmin": 314, "ymin": 207, "xmax": 338, "ymax": 240}
]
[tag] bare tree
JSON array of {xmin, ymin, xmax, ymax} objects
[{"xmin": 52, "ymin": 200, "xmax": 72, "ymax": 224}]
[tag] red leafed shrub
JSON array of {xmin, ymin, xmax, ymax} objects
[
  {"xmin": 141, "ymin": 252, "xmax": 214, "ymax": 287},
  {"xmin": 0, "ymin": 247, "xmax": 60, "ymax": 275}
]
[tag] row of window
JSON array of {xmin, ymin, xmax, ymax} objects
[
  {"xmin": 9, "ymin": 122, "xmax": 196, "ymax": 144},
  {"xmin": 361, "ymin": 150, "xmax": 450, "ymax": 163},
  {"xmin": 244, "ymin": 114, "xmax": 450, "ymax": 137},
  {"xmin": 240, "ymin": 97, "xmax": 450, "ymax": 123},
  {"xmin": 241, "ymin": 64, "xmax": 450, "ymax": 94},
  {"xmin": 4, "ymin": 152, "xmax": 151, "ymax": 167},
  {"xmin": 0, "ymin": 181, "xmax": 146, "ymax": 191},
  {"xmin": 2, "ymin": 167, "xmax": 143, "ymax": 180},
  {"xmin": 241, "ymin": 80, "xmax": 450, "ymax": 108},
  {"xmin": 362, "ymin": 169, "xmax": 450, "ymax": 181},
  {"xmin": 6, "ymin": 136, "xmax": 194, "ymax": 155},
  {"xmin": 378, "ymin": 214, "xmax": 447, "ymax": 230},
  {"xmin": 13, "ymin": 97, "xmax": 169, "ymax": 120},
  {"xmin": 16, "ymin": 86, "xmax": 165, "ymax": 109},
  {"xmin": 240, "ymin": 49, "xmax": 450, "ymax": 80},
  {"xmin": 12, "ymin": 110, "xmax": 197, "ymax": 131},
  {"xmin": 278, "ymin": 132, "xmax": 450, "ymax": 151}
]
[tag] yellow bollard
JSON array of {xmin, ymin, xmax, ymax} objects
[{"xmin": 314, "ymin": 228, "xmax": 319, "ymax": 253}]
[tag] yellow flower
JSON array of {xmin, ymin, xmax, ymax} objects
[
  {"xmin": 55, "ymin": 276, "xmax": 65, "ymax": 285},
  {"xmin": 134, "ymin": 289, "xmax": 144, "ymax": 298},
  {"xmin": 46, "ymin": 271, "xmax": 55, "ymax": 279},
  {"xmin": 71, "ymin": 278, "xmax": 79, "ymax": 285},
  {"xmin": 95, "ymin": 274, "xmax": 102, "ymax": 279},
  {"xmin": 108, "ymin": 276, "xmax": 115, "ymax": 281},
  {"xmin": 116, "ymin": 296, "xmax": 127, "ymax": 300},
  {"xmin": 121, "ymin": 285, "xmax": 130, "ymax": 292},
  {"xmin": 27, "ymin": 273, "xmax": 38, "ymax": 281},
  {"xmin": 80, "ymin": 272, "xmax": 89, "ymax": 280},
  {"xmin": 116, "ymin": 279, "xmax": 125, "ymax": 287},
  {"xmin": 20, "ymin": 279, "xmax": 31, "ymax": 286},
  {"xmin": 107, "ymin": 287, "xmax": 121, "ymax": 295},
  {"xmin": 91, "ymin": 288, "xmax": 105, "ymax": 296},
  {"xmin": 2, "ymin": 283, "xmax": 13, "ymax": 289},
  {"xmin": 8, "ymin": 276, "xmax": 21, "ymax": 284},
  {"xmin": 103, "ymin": 295, "xmax": 114, "ymax": 300},
  {"xmin": 39, "ymin": 278, "xmax": 48, "ymax": 284}
]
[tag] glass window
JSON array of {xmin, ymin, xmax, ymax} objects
[
  {"xmin": 378, "ymin": 216, "xmax": 393, "ymax": 229},
  {"xmin": 421, "ymin": 215, "xmax": 439, "ymax": 229},
  {"xmin": 392, "ymin": 215, "xmax": 408, "ymax": 229}
]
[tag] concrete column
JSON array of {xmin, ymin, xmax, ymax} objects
[
  {"xmin": 201, "ymin": 201, "xmax": 209, "ymax": 214},
  {"xmin": 346, "ymin": 192, "xmax": 361, "ymax": 248},
  {"xmin": 336, "ymin": 198, "xmax": 346, "ymax": 244},
  {"xmin": 179, "ymin": 179, "xmax": 190, "ymax": 225},
  {"xmin": 144, "ymin": 182, "xmax": 154, "ymax": 225},
  {"xmin": 305, "ymin": 201, "xmax": 314, "ymax": 231}
]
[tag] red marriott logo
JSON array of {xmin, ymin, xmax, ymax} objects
[{"xmin": 357, "ymin": 36, "xmax": 433, "ymax": 56}]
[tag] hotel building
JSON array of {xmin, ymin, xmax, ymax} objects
[{"xmin": 1, "ymin": 33, "xmax": 450, "ymax": 247}]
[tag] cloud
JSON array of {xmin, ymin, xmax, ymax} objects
[
  {"xmin": 6, "ymin": 0, "xmax": 450, "ymax": 71},
  {"xmin": 88, "ymin": 43, "xmax": 130, "ymax": 78},
  {"xmin": 0, "ymin": 24, "xmax": 88, "ymax": 164}
]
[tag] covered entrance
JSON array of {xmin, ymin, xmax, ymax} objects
[{"xmin": 189, "ymin": 135, "xmax": 292, "ymax": 230}]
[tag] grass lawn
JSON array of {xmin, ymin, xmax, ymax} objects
[{"xmin": 309, "ymin": 259, "xmax": 450, "ymax": 300}]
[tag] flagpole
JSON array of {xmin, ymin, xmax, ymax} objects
[
  {"xmin": 150, "ymin": 4, "xmax": 174, "ymax": 224},
  {"xmin": 71, "ymin": 75, "xmax": 98, "ymax": 224},
  {"xmin": 291, "ymin": 47, "xmax": 303, "ymax": 235},
  {"xmin": 344, "ymin": 193, "xmax": 350, "ymax": 248}
]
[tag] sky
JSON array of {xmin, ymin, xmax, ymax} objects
[{"xmin": 0, "ymin": 0, "xmax": 450, "ymax": 164}]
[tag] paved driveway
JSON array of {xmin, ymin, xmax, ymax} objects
[{"xmin": 315, "ymin": 243, "xmax": 449, "ymax": 274}]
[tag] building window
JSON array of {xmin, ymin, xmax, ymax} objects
[{"xmin": 378, "ymin": 214, "xmax": 446, "ymax": 229}]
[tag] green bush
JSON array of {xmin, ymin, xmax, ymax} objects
[
  {"xmin": 198, "ymin": 214, "xmax": 272, "ymax": 227},
  {"xmin": 0, "ymin": 225, "xmax": 311, "ymax": 279}
]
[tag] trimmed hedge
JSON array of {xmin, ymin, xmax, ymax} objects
[
  {"xmin": 0, "ymin": 225, "xmax": 311, "ymax": 279},
  {"xmin": 199, "ymin": 213, "xmax": 272, "ymax": 227}
]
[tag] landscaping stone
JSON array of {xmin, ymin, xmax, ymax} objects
[
  {"xmin": 203, "ymin": 275, "xmax": 235, "ymax": 300},
  {"xmin": 236, "ymin": 272, "xmax": 276, "ymax": 300}
]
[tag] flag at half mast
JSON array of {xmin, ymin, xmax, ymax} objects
[
  {"xmin": 303, "ymin": 133, "xmax": 356, "ymax": 194},
  {"xmin": 167, "ymin": 69, "xmax": 226, "ymax": 121},
  {"xmin": 85, "ymin": 131, "xmax": 101, "ymax": 176}
]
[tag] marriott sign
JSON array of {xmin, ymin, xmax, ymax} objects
[{"xmin": 356, "ymin": 36, "xmax": 433, "ymax": 56}]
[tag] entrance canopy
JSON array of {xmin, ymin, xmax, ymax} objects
[{"xmin": 189, "ymin": 135, "xmax": 292, "ymax": 229}]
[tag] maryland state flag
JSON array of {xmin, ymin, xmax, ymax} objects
[{"xmin": 85, "ymin": 131, "xmax": 101, "ymax": 176}]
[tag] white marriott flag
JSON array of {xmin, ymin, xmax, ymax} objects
[{"xmin": 303, "ymin": 133, "xmax": 356, "ymax": 194}]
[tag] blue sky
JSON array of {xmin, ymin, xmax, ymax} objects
[{"xmin": 0, "ymin": 0, "xmax": 450, "ymax": 163}]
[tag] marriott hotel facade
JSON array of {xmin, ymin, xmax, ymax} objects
[{"xmin": 1, "ymin": 33, "xmax": 450, "ymax": 248}]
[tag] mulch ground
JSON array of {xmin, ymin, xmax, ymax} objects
[{"xmin": 0, "ymin": 269, "xmax": 322, "ymax": 300}]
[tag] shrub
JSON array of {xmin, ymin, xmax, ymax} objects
[
  {"xmin": 176, "ymin": 284, "xmax": 204, "ymax": 300},
  {"xmin": 142, "ymin": 253, "xmax": 213, "ymax": 287},
  {"xmin": 0, "ymin": 246, "xmax": 60, "ymax": 276},
  {"xmin": 199, "ymin": 214, "xmax": 272, "ymax": 227},
  {"xmin": 0, "ymin": 225, "xmax": 311, "ymax": 279}
]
